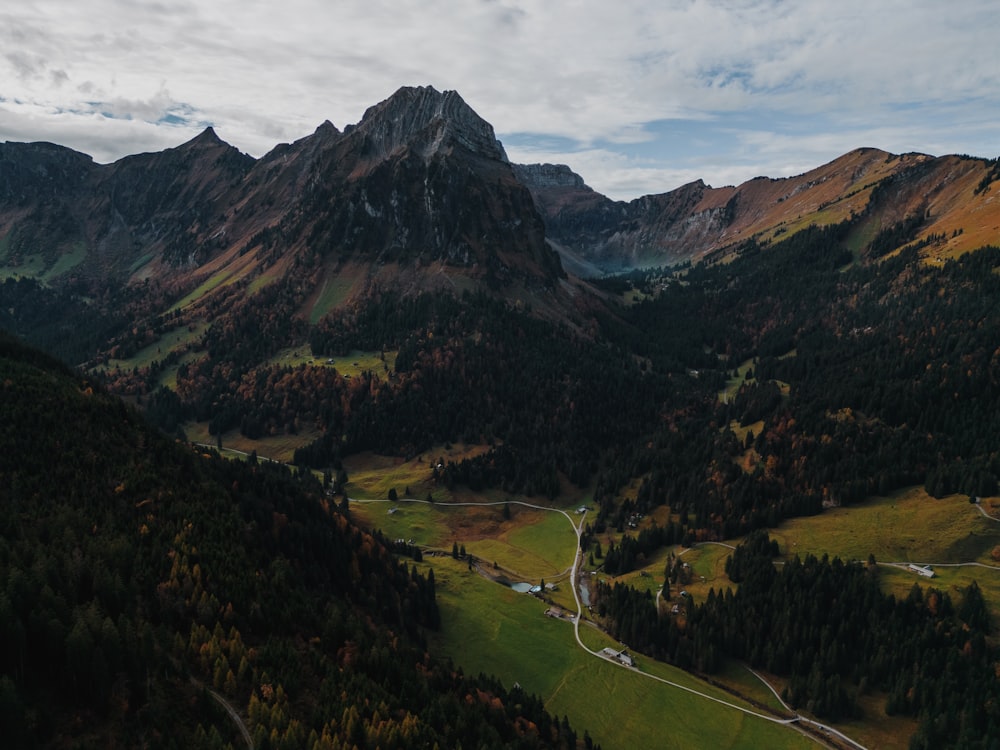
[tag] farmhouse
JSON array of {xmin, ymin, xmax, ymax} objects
[
  {"xmin": 600, "ymin": 647, "xmax": 635, "ymax": 667},
  {"xmin": 907, "ymin": 563, "xmax": 935, "ymax": 578}
]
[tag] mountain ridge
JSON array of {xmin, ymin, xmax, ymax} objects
[
  {"xmin": 518, "ymin": 147, "xmax": 1000, "ymax": 270},
  {"xmin": 3, "ymin": 88, "xmax": 999, "ymax": 295}
]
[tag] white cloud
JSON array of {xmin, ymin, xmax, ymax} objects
[{"xmin": 1, "ymin": 1, "xmax": 997, "ymax": 197}]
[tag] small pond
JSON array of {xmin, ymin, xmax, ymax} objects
[{"xmin": 510, "ymin": 582, "xmax": 533, "ymax": 593}]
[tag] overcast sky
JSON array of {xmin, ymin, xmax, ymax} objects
[{"xmin": 2, "ymin": 1, "xmax": 997, "ymax": 200}]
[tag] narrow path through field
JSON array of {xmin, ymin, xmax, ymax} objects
[{"xmin": 973, "ymin": 500, "xmax": 1000, "ymax": 523}]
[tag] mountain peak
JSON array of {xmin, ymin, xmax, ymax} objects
[
  {"xmin": 189, "ymin": 126, "xmax": 223, "ymax": 146},
  {"xmin": 352, "ymin": 85, "xmax": 508, "ymax": 163}
]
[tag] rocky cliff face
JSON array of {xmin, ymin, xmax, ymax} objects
[
  {"xmin": 0, "ymin": 86, "xmax": 563, "ymax": 298},
  {"xmin": 246, "ymin": 85, "xmax": 564, "ymax": 288},
  {"xmin": 349, "ymin": 86, "xmax": 509, "ymax": 165}
]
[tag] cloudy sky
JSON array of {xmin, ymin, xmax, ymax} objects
[{"xmin": 2, "ymin": 1, "xmax": 997, "ymax": 200}]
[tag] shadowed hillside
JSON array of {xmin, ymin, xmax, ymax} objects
[{"xmin": 0, "ymin": 331, "xmax": 586, "ymax": 749}]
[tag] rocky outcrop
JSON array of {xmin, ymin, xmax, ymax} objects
[
  {"xmin": 275, "ymin": 86, "xmax": 562, "ymax": 286},
  {"xmin": 349, "ymin": 86, "xmax": 508, "ymax": 165},
  {"xmin": 513, "ymin": 163, "xmax": 588, "ymax": 190}
]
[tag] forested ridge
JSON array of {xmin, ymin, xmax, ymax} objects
[
  {"xmin": 0, "ymin": 332, "xmax": 586, "ymax": 749},
  {"xmin": 595, "ymin": 531, "xmax": 998, "ymax": 749},
  {"xmin": 585, "ymin": 232, "xmax": 1000, "ymax": 540}
]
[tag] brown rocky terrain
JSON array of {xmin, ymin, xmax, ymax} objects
[{"xmin": 518, "ymin": 148, "xmax": 1000, "ymax": 271}]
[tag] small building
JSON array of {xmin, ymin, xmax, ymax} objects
[
  {"xmin": 600, "ymin": 647, "xmax": 635, "ymax": 667},
  {"xmin": 908, "ymin": 564, "xmax": 935, "ymax": 578}
]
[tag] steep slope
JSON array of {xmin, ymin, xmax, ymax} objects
[
  {"xmin": 0, "ymin": 86, "xmax": 564, "ymax": 305},
  {"xmin": 520, "ymin": 149, "xmax": 1000, "ymax": 270},
  {"xmin": 0, "ymin": 130, "xmax": 254, "ymax": 283},
  {"xmin": 0, "ymin": 331, "xmax": 582, "ymax": 748},
  {"xmin": 274, "ymin": 86, "xmax": 563, "ymax": 291}
]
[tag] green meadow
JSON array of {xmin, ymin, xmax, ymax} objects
[
  {"xmin": 183, "ymin": 420, "xmax": 322, "ymax": 464},
  {"xmin": 769, "ymin": 487, "xmax": 1000, "ymax": 622},
  {"xmin": 95, "ymin": 322, "xmax": 208, "ymax": 374},
  {"xmin": 770, "ymin": 487, "xmax": 1000, "ymax": 565},
  {"xmin": 308, "ymin": 274, "xmax": 357, "ymax": 323},
  {"xmin": 428, "ymin": 557, "xmax": 811, "ymax": 750},
  {"xmin": 266, "ymin": 347, "xmax": 397, "ymax": 377},
  {"xmin": 346, "ymin": 473, "xmax": 1000, "ymax": 749},
  {"xmin": 351, "ymin": 492, "xmax": 811, "ymax": 749}
]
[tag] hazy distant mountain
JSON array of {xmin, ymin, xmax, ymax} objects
[{"xmin": 518, "ymin": 149, "xmax": 1000, "ymax": 272}]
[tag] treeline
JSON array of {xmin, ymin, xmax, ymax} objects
[
  {"xmin": 0, "ymin": 332, "xmax": 585, "ymax": 749},
  {"xmin": 598, "ymin": 522, "xmax": 686, "ymax": 576},
  {"xmin": 596, "ymin": 532, "xmax": 998, "ymax": 747},
  {"xmin": 294, "ymin": 290, "xmax": 685, "ymax": 496}
]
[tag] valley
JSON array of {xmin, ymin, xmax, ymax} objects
[
  {"xmin": 2, "ymin": 85, "xmax": 1000, "ymax": 748},
  {"xmin": 342, "ymin": 478, "xmax": 999, "ymax": 750}
]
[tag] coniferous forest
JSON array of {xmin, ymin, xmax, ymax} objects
[
  {"xmin": 595, "ymin": 531, "xmax": 998, "ymax": 748},
  {"xmin": 0, "ymin": 332, "xmax": 584, "ymax": 748}
]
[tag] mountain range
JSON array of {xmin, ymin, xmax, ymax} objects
[
  {"xmin": 4, "ymin": 86, "xmax": 999, "ymax": 313},
  {"xmin": 3, "ymin": 85, "xmax": 1000, "ymax": 749}
]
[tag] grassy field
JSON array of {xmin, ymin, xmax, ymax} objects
[
  {"xmin": 717, "ymin": 358, "xmax": 755, "ymax": 403},
  {"xmin": 266, "ymin": 347, "xmax": 397, "ymax": 378},
  {"xmin": 770, "ymin": 488, "xmax": 1000, "ymax": 564},
  {"xmin": 168, "ymin": 251, "xmax": 260, "ymax": 312},
  {"xmin": 770, "ymin": 486, "xmax": 1000, "ymax": 625},
  {"xmin": 340, "ymin": 456, "xmax": 1000, "ymax": 749},
  {"xmin": 342, "ymin": 443, "xmax": 492, "ymax": 502},
  {"xmin": 307, "ymin": 274, "xmax": 357, "ymax": 324},
  {"xmin": 349, "ymin": 490, "xmax": 813, "ymax": 748},
  {"xmin": 94, "ymin": 323, "xmax": 208, "ymax": 374},
  {"xmin": 428, "ymin": 557, "xmax": 812, "ymax": 750},
  {"xmin": 42, "ymin": 242, "xmax": 88, "ymax": 280},
  {"xmin": 0, "ymin": 253, "xmax": 47, "ymax": 279},
  {"xmin": 182, "ymin": 421, "xmax": 322, "ymax": 464},
  {"xmin": 351, "ymin": 497, "xmax": 578, "ymax": 583}
]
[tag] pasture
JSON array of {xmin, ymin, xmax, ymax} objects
[
  {"xmin": 322, "ymin": 448, "xmax": 1000, "ymax": 750},
  {"xmin": 350, "ymin": 496, "xmax": 578, "ymax": 585},
  {"xmin": 183, "ymin": 420, "xmax": 321, "ymax": 464},
  {"xmin": 429, "ymin": 557, "xmax": 813, "ymax": 750},
  {"xmin": 266, "ymin": 347, "xmax": 397, "ymax": 377},
  {"xmin": 95, "ymin": 322, "xmax": 208, "ymax": 374},
  {"xmin": 769, "ymin": 488, "xmax": 1000, "ymax": 618},
  {"xmin": 769, "ymin": 487, "xmax": 1000, "ymax": 566}
]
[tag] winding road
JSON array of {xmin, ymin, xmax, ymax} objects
[
  {"xmin": 207, "ymin": 449, "xmax": 996, "ymax": 750},
  {"xmin": 354, "ymin": 496, "xmax": 850, "ymax": 747}
]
